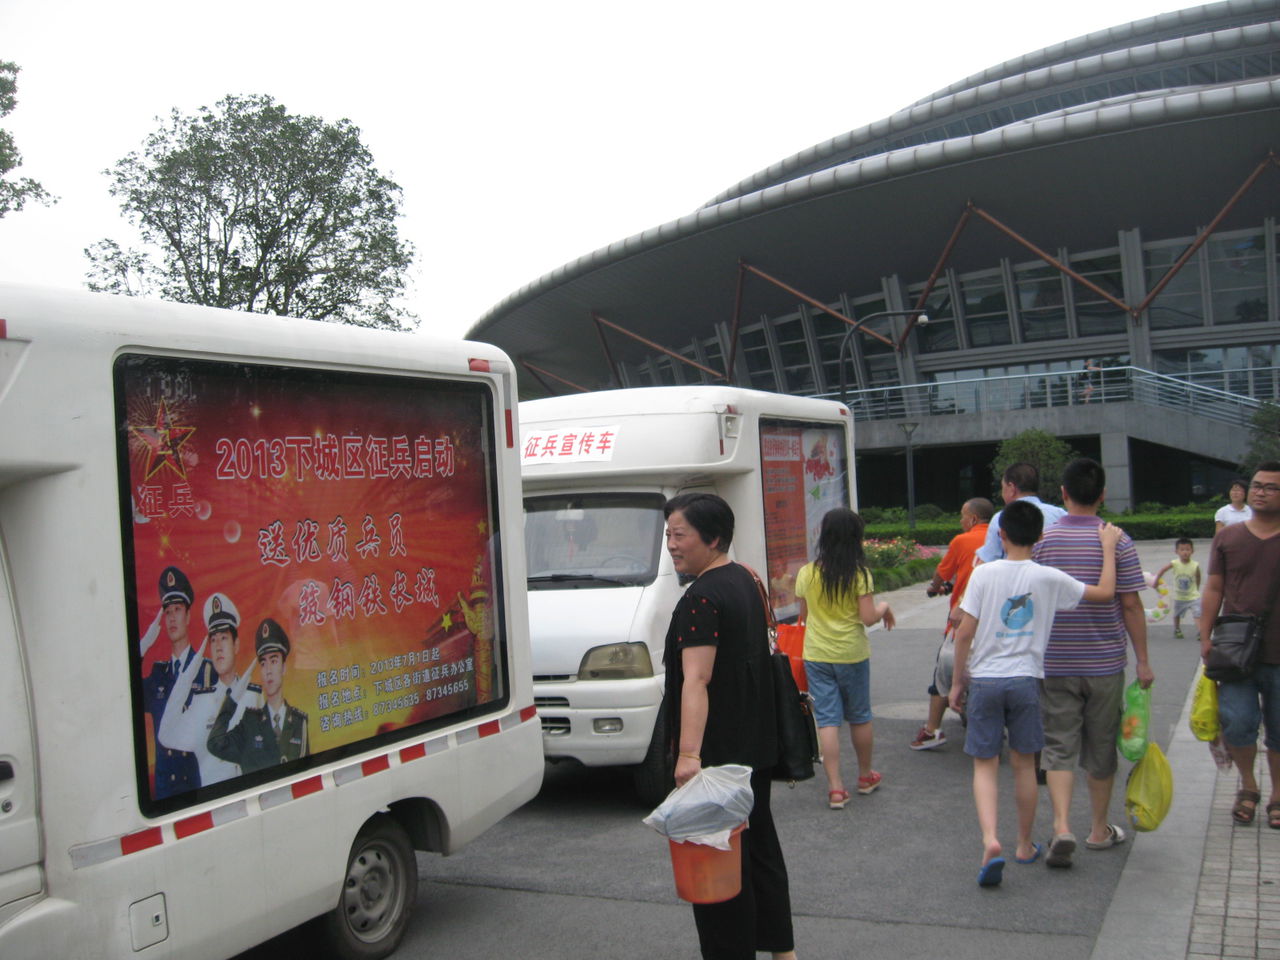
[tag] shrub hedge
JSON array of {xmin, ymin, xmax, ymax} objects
[
  {"xmin": 865, "ymin": 510, "xmax": 1217, "ymax": 545},
  {"xmin": 869, "ymin": 556, "xmax": 940, "ymax": 591}
]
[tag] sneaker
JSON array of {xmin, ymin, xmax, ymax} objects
[
  {"xmin": 910, "ymin": 726, "xmax": 947, "ymax": 751},
  {"xmin": 857, "ymin": 771, "xmax": 882, "ymax": 795},
  {"xmin": 1174, "ymin": 627, "xmax": 1184, "ymax": 639}
]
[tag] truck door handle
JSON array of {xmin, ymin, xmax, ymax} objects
[{"xmin": 0, "ymin": 761, "xmax": 12, "ymax": 782}]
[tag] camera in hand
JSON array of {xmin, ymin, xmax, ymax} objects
[{"xmin": 926, "ymin": 580, "xmax": 954, "ymax": 598}]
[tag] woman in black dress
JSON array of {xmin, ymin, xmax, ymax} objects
[{"xmin": 663, "ymin": 492, "xmax": 797, "ymax": 960}]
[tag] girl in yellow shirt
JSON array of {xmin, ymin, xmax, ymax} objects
[{"xmin": 795, "ymin": 508, "xmax": 895, "ymax": 808}]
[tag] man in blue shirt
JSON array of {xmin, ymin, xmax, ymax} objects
[{"xmin": 976, "ymin": 463, "xmax": 1067, "ymax": 563}]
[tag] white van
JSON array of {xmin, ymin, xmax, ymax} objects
[
  {"xmin": 0, "ymin": 285, "xmax": 542, "ymax": 960},
  {"xmin": 519, "ymin": 386, "xmax": 854, "ymax": 802}
]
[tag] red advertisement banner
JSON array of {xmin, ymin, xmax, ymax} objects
[{"xmin": 118, "ymin": 356, "xmax": 502, "ymax": 803}]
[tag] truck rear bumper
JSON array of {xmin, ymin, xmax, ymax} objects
[{"xmin": 535, "ymin": 675, "xmax": 664, "ymax": 767}]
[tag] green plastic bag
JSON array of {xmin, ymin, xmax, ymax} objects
[
  {"xmin": 1125, "ymin": 741, "xmax": 1173, "ymax": 832},
  {"xmin": 1117, "ymin": 680, "xmax": 1150, "ymax": 762},
  {"xmin": 1189, "ymin": 668, "xmax": 1220, "ymax": 742}
]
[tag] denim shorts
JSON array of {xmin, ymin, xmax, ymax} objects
[
  {"xmin": 1218, "ymin": 663, "xmax": 1280, "ymax": 752},
  {"xmin": 805, "ymin": 659, "xmax": 871, "ymax": 727},
  {"xmin": 963, "ymin": 676, "xmax": 1044, "ymax": 759}
]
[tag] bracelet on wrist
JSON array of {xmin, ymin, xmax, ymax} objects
[{"xmin": 678, "ymin": 752, "xmax": 701, "ymax": 762}]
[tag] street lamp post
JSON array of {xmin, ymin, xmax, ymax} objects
[
  {"xmin": 837, "ymin": 310, "xmax": 929, "ymax": 407},
  {"xmin": 900, "ymin": 421, "xmax": 919, "ymax": 530}
]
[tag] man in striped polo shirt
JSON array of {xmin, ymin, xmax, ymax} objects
[{"xmin": 1033, "ymin": 457, "xmax": 1153, "ymax": 868}]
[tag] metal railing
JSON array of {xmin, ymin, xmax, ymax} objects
[{"xmin": 828, "ymin": 366, "xmax": 1266, "ymax": 427}]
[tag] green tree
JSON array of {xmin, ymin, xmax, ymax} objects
[
  {"xmin": 85, "ymin": 94, "xmax": 415, "ymax": 330},
  {"xmin": 990, "ymin": 429, "xmax": 1079, "ymax": 505},
  {"xmin": 1, "ymin": 61, "xmax": 54, "ymax": 217},
  {"xmin": 1241, "ymin": 402, "xmax": 1280, "ymax": 476}
]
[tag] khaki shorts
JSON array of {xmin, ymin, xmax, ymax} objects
[{"xmin": 1039, "ymin": 672, "xmax": 1125, "ymax": 780}]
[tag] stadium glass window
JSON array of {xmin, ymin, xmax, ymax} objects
[
  {"xmin": 1015, "ymin": 262, "xmax": 1068, "ymax": 342},
  {"xmin": 1058, "ymin": 87, "xmax": 1087, "ymax": 108},
  {"xmin": 960, "ymin": 271, "xmax": 1013, "ymax": 347},
  {"xmin": 1144, "ymin": 242, "xmax": 1205, "ymax": 330},
  {"xmin": 1162, "ymin": 66, "xmax": 1189, "ymax": 87},
  {"xmin": 1070, "ymin": 251, "xmax": 1128, "ymax": 336},
  {"xmin": 1135, "ymin": 71, "xmax": 1163, "ymax": 91},
  {"xmin": 1217, "ymin": 57, "xmax": 1243, "ymax": 81},
  {"xmin": 739, "ymin": 327, "xmax": 779, "ymax": 392},
  {"xmin": 913, "ymin": 283, "xmax": 958, "ymax": 353},
  {"xmin": 1206, "ymin": 232, "xmax": 1267, "ymax": 325},
  {"xmin": 1083, "ymin": 83, "xmax": 1110, "ymax": 102},
  {"xmin": 773, "ymin": 315, "xmax": 817, "ymax": 394},
  {"xmin": 966, "ymin": 113, "xmax": 993, "ymax": 135},
  {"xmin": 1188, "ymin": 61, "xmax": 1216, "ymax": 85},
  {"xmin": 1109, "ymin": 76, "xmax": 1136, "ymax": 95},
  {"xmin": 811, "ymin": 310, "xmax": 855, "ymax": 392},
  {"xmin": 1010, "ymin": 99, "xmax": 1038, "ymax": 120},
  {"xmin": 1244, "ymin": 54, "xmax": 1271, "ymax": 78},
  {"xmin": 854, "ymin": 300, "xmax": 894, "ymax": 357}
]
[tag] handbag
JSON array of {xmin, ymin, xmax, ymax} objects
[
  {"xmin": 1204, "ymin": 571, "xmax": 1278, "ymax": 683},
  {"xmin": 775, "ymin": 622, "xmax": 808, "ymax": 692},
  {"xmin": 744, "ymin": 566, "xmax": 819, "ymax": 784}
]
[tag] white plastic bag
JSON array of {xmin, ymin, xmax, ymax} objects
[{"xmin": 642, "ymin": 764, "xmax": 754, "ymax": 849}]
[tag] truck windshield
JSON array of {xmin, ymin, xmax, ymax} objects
[{"xmin": 524, "ymin": 493, "xmax": 665, "ymax": 589}]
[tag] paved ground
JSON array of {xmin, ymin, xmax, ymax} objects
[{"xmin": 240, "ymin": 537, "xmax": 1270, "ymax": 959}]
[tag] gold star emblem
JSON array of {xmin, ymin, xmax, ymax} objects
[{"xmin": 130, "ymin": 399, "xmax": 196, "ymax": 480}]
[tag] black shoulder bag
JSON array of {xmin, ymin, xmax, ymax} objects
[
  {"xmin": 1204, "ymin": 565, "xmax": 1280, "ymax": 683},
  {"xmin": 745, "ymin": 566, "xmax": 818, "ymax": 785}
]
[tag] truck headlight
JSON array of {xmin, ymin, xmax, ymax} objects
[{"xmin": 578, "ymin": 642, "xmax": 653, "ymax": 680}]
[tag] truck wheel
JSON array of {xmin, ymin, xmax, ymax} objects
[
  {"xmin": 316, "ymin": 816, "xmax": 416, "ymax": 960},
  {"xmin": 632, "ymin": 708, "xmax": 672, "ymax": 807}
]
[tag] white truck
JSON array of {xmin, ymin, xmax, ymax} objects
[
  {"xmin": 519, "ymin": 386, "xmax": 854, "ymax": 803},
  {"xmin": 0, "ymin": 284, "xmax": 542, "ymax": 960}
]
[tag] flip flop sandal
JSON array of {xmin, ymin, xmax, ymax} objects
[
  {"xmin": 1015, "ymin": 842, "xmax": 1043, "ymax": 864},
  {"xmin": 1234, "ymin": 789, "xmax": 1261, "ymax": 825},
  {"xmin": 1084, "ymin": 824, "xmax": 1128, "ymax": 850},
  {"xmin": 1046, "ymin": 833, "xmax": 1076, "ymax": 868},
  {"xmin": 1267, "ymin": 802, "xmax": 1280, "ymax": 830}
]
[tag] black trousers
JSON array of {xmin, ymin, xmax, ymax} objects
[{"xmin": 692, "ymin": 770, "xmax": 795, "ymax": 959}]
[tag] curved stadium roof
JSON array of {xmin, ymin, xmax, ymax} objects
[{"xmin": 468, "ymin": 0, "xmax": 1280, "ymax": 393}]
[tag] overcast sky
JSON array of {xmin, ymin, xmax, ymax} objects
[{"xmin": 2, "ymin": 0, "xmax": 1181, "ymax": 337}]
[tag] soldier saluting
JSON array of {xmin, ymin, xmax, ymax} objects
[
  {"xmin": 142, "ymin": 565, "xmax": 216, "ymax": 798},
  {"xmin": 207, "ymin": 618, "xmax": 309, "ymax": 772}
]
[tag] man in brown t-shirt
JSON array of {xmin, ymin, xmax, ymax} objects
[{"xmin": 1200, "ymin": 461, "xmax": 1280, "ymax": 828}]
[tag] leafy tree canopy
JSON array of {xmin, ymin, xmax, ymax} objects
[
  {"xmin": 1, "ymin": 61, "xmax": 55, "ymax": 217},
  {"xmin": 85, "ymin": 94, "xmax": 415, "ymax": 330},
  {"xmin": 989, "ymin": 429, "xmax": 1080, "ymax": 505},
  {"xmin": 1241, "ymin": 402, "xmax": 1280, "ymax": 477}
]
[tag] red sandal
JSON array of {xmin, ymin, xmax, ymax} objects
[
  {"xmin": 857, "ymin": 771, "xmax": 882, "ymax": 795},
  {"xmin": 828, "ymin": 789, "xmax": 851, "ymax": 810}
]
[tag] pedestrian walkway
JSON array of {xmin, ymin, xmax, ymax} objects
[
  {"xmin": 1189, "ymin": 765, "xmax": 1280, "ymax": 959},
  {"xmin": 877, "ymin": 538, "xmax": 1278, "ymax": 960}
]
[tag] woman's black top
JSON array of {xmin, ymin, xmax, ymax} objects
[{"xmin": 662, "ymin": 562, "xmax": 778, "ymax": 771}]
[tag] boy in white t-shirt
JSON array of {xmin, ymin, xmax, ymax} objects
[{"xmin": 949, "ymin": 500, "xmax": 1122, "ymax": 887}]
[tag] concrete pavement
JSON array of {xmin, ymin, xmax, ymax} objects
[{"xmin": 303, "ymin": 536, "xmax": 1272, "ymax": 960}]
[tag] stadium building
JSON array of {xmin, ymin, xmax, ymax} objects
[{"xmin": 468, "ymin": 0, "xmax": 1280, "ymax": 511}]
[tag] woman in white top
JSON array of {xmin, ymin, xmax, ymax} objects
[{"xmin": 1214, "ymin": 479, "xmax": 1253, "ymax": 532}]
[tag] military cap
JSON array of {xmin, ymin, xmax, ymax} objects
[
  {"xmin": 158, "ymin": 566, "xmax": 194, "ymax": 607},
  {"xmin": 254, "ymin": 618, "xmax": 290, "ymax": 660},
  {"xmin": 203, "ymin": 592, "xmax": 240, "ymax": 637}
]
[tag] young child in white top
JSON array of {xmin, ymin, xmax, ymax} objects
[{"xmin": 949, "ymin": 499, "xmax": 1122, "ymax": 887}]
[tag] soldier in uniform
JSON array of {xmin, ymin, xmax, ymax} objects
[
  {"xmin": 207, "ymin": 618, "xmax": 309, "ymax": 773},
  {"xmin": 142, "ymin": 565, "xmax": 215, "ymax": 799},
  {"xmin": 157, "ymin": 591, "xmax": 262, "ymax": 788}
]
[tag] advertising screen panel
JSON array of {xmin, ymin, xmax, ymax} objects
[
  {"xmin": 115, "ymin": 355, "xmax": 505, "ymax": 813},
  {"xmin": 759, "ymin": 418, "xmax": 850, "ymax": 622}
]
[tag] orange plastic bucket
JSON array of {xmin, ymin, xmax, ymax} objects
[{"xmin": 668, "ymin": 823, "xmax": 746, "ymax": 904}]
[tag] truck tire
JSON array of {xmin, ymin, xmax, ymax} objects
[
  {"xmin": 632, "ymin": 707, "xmax": 672, "ymax": 807},
  {"xmin": 315, "ymin": 815, "xmax": 416, "ymax": 960}
]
